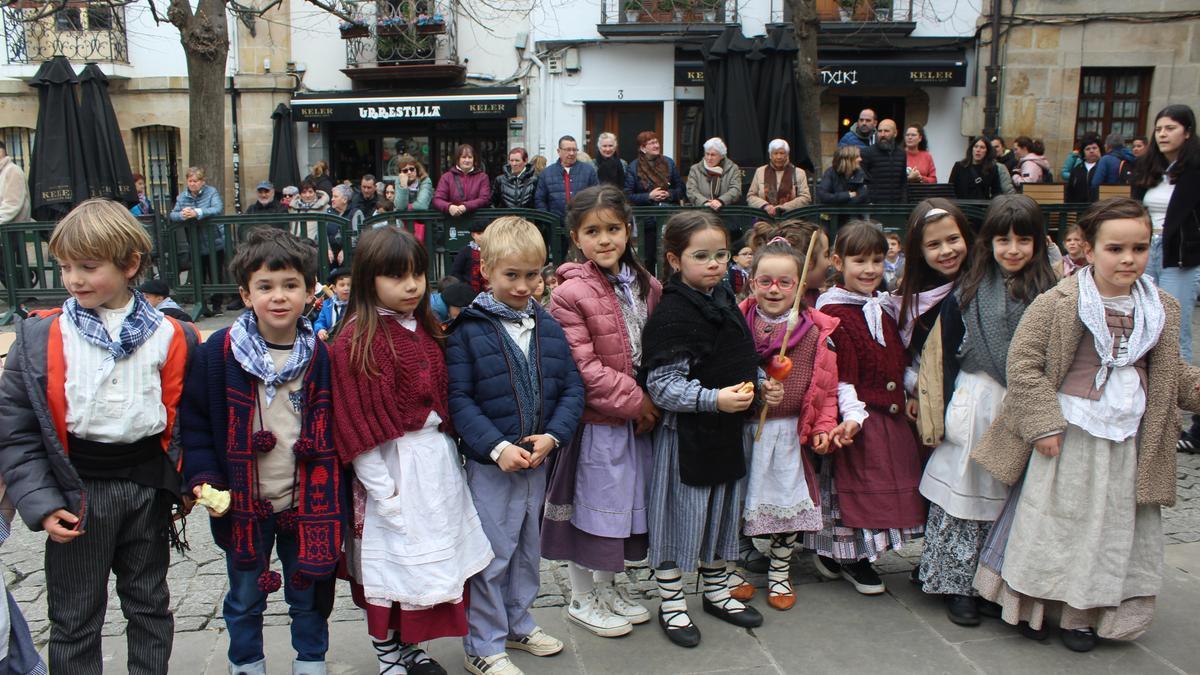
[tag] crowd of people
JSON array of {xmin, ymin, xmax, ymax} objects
[{"xmin": 0, "ymin": 104, "xmax": 1194, "ymax": 675}]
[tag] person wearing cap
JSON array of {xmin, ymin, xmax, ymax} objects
[
  {"xmin": 314, "ymin": 267, "xmax": 351, "ymax": 340},
  {"xmin": 246, "ymin": 180, "xmax": 288, "ymax": 215},
  {"xmin": 138, "ymin": 278, "xmax": 194, "ymax": 323}
]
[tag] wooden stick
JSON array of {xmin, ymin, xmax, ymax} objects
[{"xmin": 756, "ymin": 231, "xmax": 820, "ymax": 440}]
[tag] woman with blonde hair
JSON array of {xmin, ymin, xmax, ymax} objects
[
  {"xmin": 304, "ymin": 159, "xmax": 335, "ymax": 197},
  {"xmin": 392, "ymin": 153, "xmax": 434, "ymax": 241}
]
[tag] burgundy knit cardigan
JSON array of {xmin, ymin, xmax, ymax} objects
[
  {"xmin": 821, "ymin": 303, "xmax": 908, "ymax": 410},
  {"xmin": 330, "ymin": 315, "xmax": 452, "ymax": 463}
]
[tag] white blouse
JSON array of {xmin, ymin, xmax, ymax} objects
[
  {"xmin": 1057, "ymin": 295, "xmax": 1145, "ymax": 442},
  {"xmin": 1143, "ymin": 172, "xmax": 1175, "ymax": 235}
]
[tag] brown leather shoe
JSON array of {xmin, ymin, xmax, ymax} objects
[
  {"xmin": 767, "ymin": 591, "xmax": 796, "ymax": 611},
  {"xmin": 729, "ymin": 582, "xmax": 755, "ymax": 601}
]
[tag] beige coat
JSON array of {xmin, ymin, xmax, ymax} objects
[
  {"xmin": 746, "ymin": 165, "xmax": 811, "ymax": 212},
  {"xmin": 0, "ymin": 156, "xmax": 30, "ymax": 224},
  {"xmin": 971, "ymin": 274, "xmax": 1200, "ymax": 506}
]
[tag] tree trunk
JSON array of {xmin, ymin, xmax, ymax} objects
[
  {"xmin": 790, "ymin": 0, "xmax": 823, "ymax": 173},
  {"xmin": 169, "ymin": 0, "xmax": 230, "ymax": 198}
]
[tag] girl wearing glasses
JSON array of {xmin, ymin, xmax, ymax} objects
[
  {"xmin": 811, "ymin": 222, "xmax": 926, "ymax": 596},
  {"xmin": 735, "ymin": 223, "xmax": 856, "ymax": 611},
  {"xmin": 640, "ymin": 211, "xmax": 785, "ymax": 648}
]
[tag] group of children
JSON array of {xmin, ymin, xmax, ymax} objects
[{"xmin": 0, "ymin": 184, "xmax": 1191, "ymax": 675}]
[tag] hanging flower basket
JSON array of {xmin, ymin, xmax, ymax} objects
[
  {"xmin": 339, "ymin": 23, "xmax": 369, "ymax": 39},
  {"xmin": 377, "ymin": 21, "xmax": 408, "ymax": 36},
  {"xmin": 416, "ymin": 22, "xmax": 446, "ymax": 35}
]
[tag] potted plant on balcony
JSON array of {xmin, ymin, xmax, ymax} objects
[
  {"xmin": 837, "ymin": 0, "xmax": 855, "ymax": 21},
  {"xmin": 415, "ymin": 12, "xmax": 446, "ymax": 34},
  {"xmin": 624, "ymin": 0, "xmax": 644, "ymax": 22},
  {"xmin": 873, "ymin": 0, "xmax": 893, "ymax": 21},
  {"xmin": 339, "ymin": 19, "xmax": 370, "ymax": 39},
  {"xmin": 657, "ymin": 0, "xmax": 685, "ymax": 23},
  {"xmin": 697, "ymin": 0, "xmax": 721, "ymax": 22},
  {"xmin": 377, "ymin": 16, "xmax": 408, "ymax": 36}
]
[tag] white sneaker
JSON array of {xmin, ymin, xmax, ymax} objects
[
  {"xmin": 464, "ymin": 653, "xmax": 523, "ymax": 675},
  {"xmin": 566, "ymin": 589, "xmax": 633, "ymax": 637},
  {"xmin": 597, "ymin": 582, "xmax": 651, "ymax": 625},
  {"xmin": 505, "ymin": 626, "xmax": 565, "ymax": 656}
]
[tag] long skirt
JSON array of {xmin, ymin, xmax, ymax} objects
[
  {"xmin": 917, "ymin": 503, "xmax": 992, "ymax": 596},
  {"xmin": 741, "ymin": 418, "xmax": 821, "ymax": 536},
  {"xmin": 648, "ymin": 413, "xmax": 745, "ymax": 571},
  {"xmin": 802, "ymin": 459, "xmax": 923, "ymax": 563},
  {"xmin": 542, "ymin": 422, "xmax": 652, "ymax": 571},
  {"xmin": 973, "ymin": 424, "xmax": 1162, "ymax": 640}
]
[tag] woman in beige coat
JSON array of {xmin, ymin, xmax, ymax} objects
[
  {"xmin": 970, "ymin": 198, "xmax": 1200, "ymax": 652},
  {"xmin": 746, "ymin": 138, "xmax": 811, "ymax": 217}
]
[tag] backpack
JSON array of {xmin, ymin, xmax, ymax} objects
[
  {"xmin": 1117, "ymin": 159, "xmax": 1134, "ymax": 185},
  {"xmin": 1019, "ymin": 157, "xmax": 1054, "ymax": 184}
]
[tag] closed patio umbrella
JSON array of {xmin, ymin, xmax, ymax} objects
[
  {"xmin": 78, "ymin": 63, "xmax": 137, "ymax": 205},
  {"xmin": 28, "ymin": 56, "xmax": 89, "ymax": 221},
  {"xmin": 269, "ymin": 103, "xmax": 301, "ymax": 191}
]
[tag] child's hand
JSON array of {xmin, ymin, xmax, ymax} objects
[
  {"xmin": 762, "ymin": 379, "xmax": 785, "ymax": 406},
  {"xmin": 717, "ymin": 385, "xmax": 755, "ymax": 413},
  {"xmin": 811, "ymin": 432, "xmax": 830, "ymax": 454},
  {"xmin": 192, "ymin": 484, "xmax": 230, "ymax": 517},
  {"xmin": 635, "ymin": 394, "xmax": 661, "ymax": 435},
  {"xmin": 1034, "ymin": 433, "xmax": 1063, "ymax": 458},
  {"xmin": 829, "ymin": 420, "xmax": 861, "ymax": 449},
  {"xmin": 523, "ymin": 435, "xmax": 557, "ymax": 468},
  {"xmin": 41, "ymin": 509, "xmax": 82, "ymax": 543},
  {"xmin": 317, "ymin": 329, "xmax": 329, "ymax": 341},
  {"xmin": 497, "ymin": 444, "xmax": 532, "ymax": 472},
  {"xmin": 905, "ymin": 398, "xmax": 919, "ymax": 422}
]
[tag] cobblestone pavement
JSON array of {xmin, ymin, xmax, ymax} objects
[{"xmin": 3, "ymin": 451, "xmax": 1200, "ymax": 647}]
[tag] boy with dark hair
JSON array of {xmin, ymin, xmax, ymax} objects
[
  {"xmin": 139, "ymin": 277, "xmax": 195, "ymax": 323},
  {"xmin": 313, "ymin": 267, "xmax": 350, "ymax": 341},
  {"xmin": 181, "ymin": 228, "xmax": 344, "ymax": 675},
  {"xmin": 0, "ymin": 198, "xmax": 199, "ymax": 673}
]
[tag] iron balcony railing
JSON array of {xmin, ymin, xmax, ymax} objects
[
  {"xmin": 341, "ymin": 0, "xmax": 458, "ymax": 68},
  {"xmin": 601, "ymin": 0, "xmax": 737, "ymax": 25},
  {"xmin": 2, "ymin": 4, "xmax": 129, "ymax": 65}
]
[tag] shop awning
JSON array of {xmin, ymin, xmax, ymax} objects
[
  {"xmin": 291, "ymin": 87, "xmax": 520, "ymax": 122},
  {"xmin": 817, "ymin": 51, "xmax": 967, "ymax": 87}
]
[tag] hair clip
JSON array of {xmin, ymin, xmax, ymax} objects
[
  {"xmin": 768, "ymin": 236, "xmax": 791, "ymax": 245},
  {"xmin": 924, "ymin": 207, "xmax": 950, "ymax": 219}
]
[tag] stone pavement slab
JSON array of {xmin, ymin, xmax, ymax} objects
[{"xmin": 88, "ymin": 541, "xmax": 1200, "ymax": 674}]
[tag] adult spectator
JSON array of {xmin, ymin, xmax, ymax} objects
[
  {"xmin": 1065, "ymin": 134, "xmax": 1101, "ymax": 203},
  {"xmin": 1092, "ymin": 132, "xmax": 1136, "ymax": 189},
  {"xmin": 685, "ymin": 137, "xmax": 742, "ymax": 211},
  {"xmin": 325, "ymin": 183, "xmax": 362, "ymax": 265},
  {"xmin": 1131, "ymin": 136, "xmax": 1148, "ymax": 159},
  {"xmin": 861, "ymin": 119, "xmax": 907, "ymax": 204},
  {"xmin": 535, "ymin": 135, "xmax": 599, "ymax": 220},
  {"xmin": 0, "ymin": 140, "xmax": 30, "ymax": 225},
  {"xmin": 1059, "ymin": 144, "xmax": 1082, "ymax": 182},
  {"xmin": 838, "ymin": 108, "xmax": 877, "ymax": 148},
  {"xmin": 1012, "ymin": 137, "xmax": 1051, "ymax": 185},
  {"xmin": 493, "ymin": 146, "xmax": 538, "ymax": 208},
  {"xmin": 903, "ymin": 123, "xmax": 937, "ymax": 184},
  {"xmin": 246, "ymin": 180, "xmax": 288, "ymax": 214},
  {"xmin": 383, "ymin": 181, "xmax": 396, "ymax": 204},
  {"xmin": 288, "ymin": 180, "xmax": 329, "ymax": 241},
  {"xmin": 352, "ymin": 173, "xmax": 381, "ymax": 214},
  {"xmin": 131, "ymin": 173, "xmax": 154, "ymax": 215},
  {"xmin": 747, "ymin": 138, "xmax": 812, "ymax": 216},
  {"xmin": 594, "ymin": 132, "xmax": 626, "ymax": 188},
  {"xmin": 304, "ymin": 160, "xmax": 335, "ymax": 197},
  {"xmin": 531, "ymin": 155, "xmax": 548, "ymax": 175},
  {"xmin": 433, "ymin": 144, "xmax": 491, "ymax": 217},
  {"xmin": 625, "ymin": 131, "xmax": 684, "ymax": 207},
  {"xmin": 949, "ymin": 136, "xmax": 1004, "ymax": 200},
  {"xmin": 392, "ymin": 154, "xmax": 434, "ymax": 211},
  {"xmin": 1132, "ymin": 105, "xmax": 1200, "ymax": 450},
  {"xmin": 816, "ymin": 145, "xmax": 869, "ymax": 206},
  {"xmin": 170, "ymin": 166, "xmax": 225, "ymax": 315},
  {"xmin": 991, "ymin": 136, "xmax": 1018, "ymax": 173}
]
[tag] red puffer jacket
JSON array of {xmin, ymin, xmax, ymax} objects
[{"xmin": 549, "ymin": 260, "xmax": 662, "ymax": 426}]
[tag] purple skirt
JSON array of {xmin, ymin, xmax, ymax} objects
[{"xmin": 541, "ymin": 422, "xmax": 651, "ymax": 571}]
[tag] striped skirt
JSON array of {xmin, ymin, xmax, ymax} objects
[{"xmin": 802, "ymin": 459, "xmax": 923, "ymax": 563}]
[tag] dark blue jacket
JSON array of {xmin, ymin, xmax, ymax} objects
[
  {"xmin": 446, "ymin": 303, "xmax": 585, "ymax": 464},
  {"xmin": 535, "ymin": 160, "xmax": 599, "ymax": 218},
  {"xmin": 1092, "ymin": 146, "xmax": 1136, "ymax": 188},
  {"xmin": 625, "ymin": 157, "xmax": 684, "ymax": 206}
]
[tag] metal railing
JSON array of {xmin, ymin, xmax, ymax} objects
[
  {"xmin": 2, "ymin": 5, "xmax": 129, "ymax": 65},
  {"xmin": 341, "ymin": 0, "xmax": 458, "ymax": 68},
  {"xmin": 0, "ymin": 200, "xmax": 1099, "ymax": 324},
  {"xmin": 602, "ymin": 0, "xmax": 737, "ymax": 25}
]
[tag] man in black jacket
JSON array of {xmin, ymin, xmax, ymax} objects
[
  {"xmin": 246, "ymin": 181, "xmax": 288, "ymax": 214},
  {"xmin": 861, "ymin": 119, "xmax": 907, "ymax": 204}
]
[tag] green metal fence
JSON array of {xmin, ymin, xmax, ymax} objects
[{"xmin": 0, "ymin": 200, "xmax": 1095, "ymax": 324}]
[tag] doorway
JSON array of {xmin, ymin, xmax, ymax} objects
[
  {"xmin": 837, "ymin": 96, "xmax": 906, "ymax": 139},
  {"xmin": 584, "ymin": 103, "xmax": 664, "ymax": 162}
]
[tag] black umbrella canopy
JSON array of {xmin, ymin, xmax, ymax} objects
[
  {"xmin": 269, "ymin": 103, "xmax": 301, "ymax": 191},
  {"xmin": 702, "ymin": 27, "xmax": 763, "ymax": 171},
  {"xmin": 758, "ymin": 26, "xmax": 810, "ymax": 172},
  {"xmin": 78, "ymin": 63, "xmax": 137, "ymax": 205},
  {"xmin": 28, "ymin": 56, "xmax": 90, "ymax": 221}
]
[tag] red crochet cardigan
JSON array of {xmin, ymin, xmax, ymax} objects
[
  {"xmin": 330, "ymin": 315, "xmax": 452, "ymax": 463},
  {"xmin": 821, "ymin": 303, "xmax": 908, "ymax": 410}
]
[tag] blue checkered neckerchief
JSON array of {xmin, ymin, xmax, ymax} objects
[
  {"xmin": 61, "ymin": 289, "xmax": 163, "ymax": 362},
  {"xmin": 228, "ymin": 309, "xmax": 315, "ymax": 406}
]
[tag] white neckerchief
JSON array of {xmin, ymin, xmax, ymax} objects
[
  {"xmin": 882, "ymin": 281, "xmax": 954, "ymax": 348},
  {"xmin": 817, "ymin": 287, "xmax": 893, "ymax": 346},
  {"xmin": 1077, "ymin": 269, "xmax": 1164, "ymax": 390}
]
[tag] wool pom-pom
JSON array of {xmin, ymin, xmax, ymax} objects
[
  {"xmin": 290, "ymin": 571, "xmax": 313, "ymax": 590},
  {"xmin": 252, "ymin": 430, "xmax": 277, "ymax": 453},
  {"xmin": 257, "ymin": 570, "xmax": 282, "ymax": 593},
  {"xmin": 292, "ymin": 437, "xmax": 317, "ymax": 460},
  {"xmin": 253, "ymin": 499, "xmax": 273, "ymax": 519}
]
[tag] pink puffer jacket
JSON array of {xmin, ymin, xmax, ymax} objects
[
  {"xmin": 799, "ymin": 308, "xmax": 841, "ymax": 445},
  {"xmin": 549, "ymin": 261, "xmax": 662, "ymax": 426}
]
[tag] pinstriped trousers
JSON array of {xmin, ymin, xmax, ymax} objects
[{"xmin": 45, "ymin": 479, "xmax": 174, "ymax": 675}]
